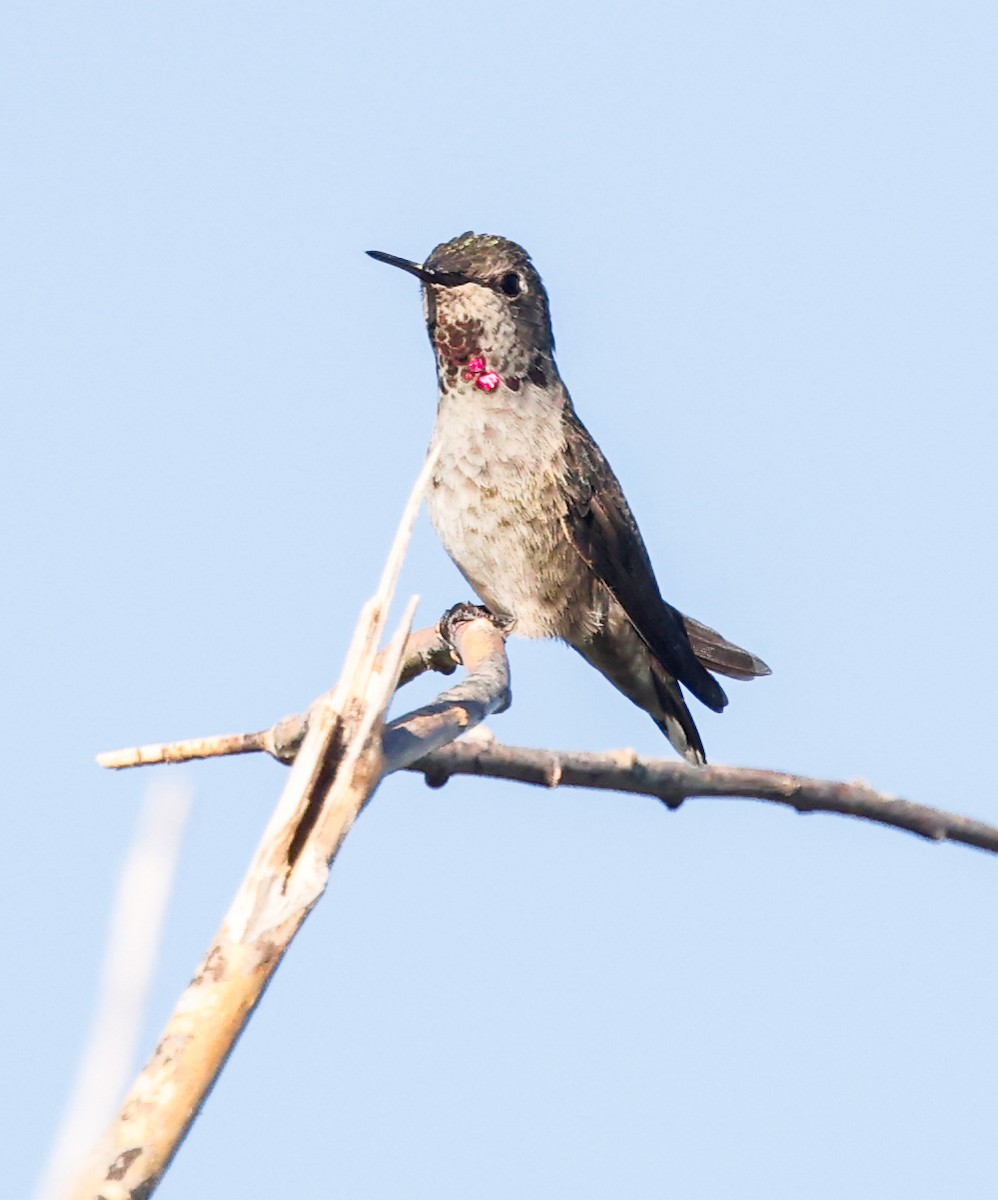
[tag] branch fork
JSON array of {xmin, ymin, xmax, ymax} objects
[{"xmin": 79, "ymin": 451, "xmax": 998, "ymax": 1197}]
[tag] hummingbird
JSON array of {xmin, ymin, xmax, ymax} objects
[{"xmin": 368, "ymin": 233, "xmax": 769, "ymax": 764}]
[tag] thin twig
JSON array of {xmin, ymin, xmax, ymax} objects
[
  {"xmin": 96, "ymin": 625, "xmax": 457, "ymax": 770},
  {"xmin": 409, "ymin": 739, "xmax": 998, "ymax": 855}
]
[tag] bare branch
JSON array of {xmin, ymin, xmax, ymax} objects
[
  {"xmin": 96, "ymin": 728, "xmax": 270, "ymax": 771},
  {"xmin": 74, "ymin": 615, "xmax": 509, "ymax": 1200},
  {"xmin": 409, "ymin": 739, "xmax": 998, "ymax": 854},
  {"xmin": 96, "ymin": 603, "xmax": 998, "ymax": 861},
  {"xmin": 72, "ymin": 451, "xmax": 453, "ymax": 1200},
  {"xmin": 383, "ymin": 603, "xmax": 511, "ymax": 773},
  {"xmin": 81, "ymin": 430, "xmax": 995, "ymax": 1194}
]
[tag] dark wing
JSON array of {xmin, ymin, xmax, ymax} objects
[{"xmin": 561, "ymin": 406, "xmax": 728, "ymax": 713}]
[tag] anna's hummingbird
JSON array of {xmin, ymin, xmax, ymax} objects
[{"xmin": 368, "ymin": 232, "xmax": 769, "ymax": 764}]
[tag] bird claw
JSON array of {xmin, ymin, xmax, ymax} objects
[{"xmin": 439, "ymin": 602, "xmax": 514, "ymax": 645}]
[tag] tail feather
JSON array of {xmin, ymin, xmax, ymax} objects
[
  {"xmin": 650, "ymin": 664, "xmax": 706, "ymax": 766},
  {"xmin": 682, "ymin": 615, "xmax": 771, "ymax": 681},
  {"xmin": 571, "ymin": 603, "xmax": 768, "ymax": 767}
]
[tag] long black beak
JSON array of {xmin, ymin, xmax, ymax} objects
[{"xmin": 366, "ymin": 249, "xmax": 466, "ymax": 288}]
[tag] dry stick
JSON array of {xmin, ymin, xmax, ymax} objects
[
  {"xmin": 71, "ymin": 616, "xmax": 506, "ymax": 1200},
  {"xmin": 408, "ymin": 740, "xmax": 998, "ymax": 855},
  {"xmin": 383, "ymin": 613, "xmax": 511, "ymax": 772},
  {"xmin": 73, "ymin": 451, "xmax": 507, "ymax": 1200},
  {"xmin": 74, "ymin": 598, "xmax": 411, "ymax": 1199},
  {"xmin": 35, "ymin": 782, "xmax": 192, "ymax": 1200}
]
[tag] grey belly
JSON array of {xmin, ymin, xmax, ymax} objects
[{"xmin": 426, "ymin": 444, "xmax": 597, "ymax": 640}]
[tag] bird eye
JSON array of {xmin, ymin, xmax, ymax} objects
[{"xmin": 499, "ymin": 272, "xmax": 521, "ymax": 297}]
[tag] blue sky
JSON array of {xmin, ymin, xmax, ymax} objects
[{"xmin": 4, "ymin": 2, "xmax": 997, "ymax": 1196}]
